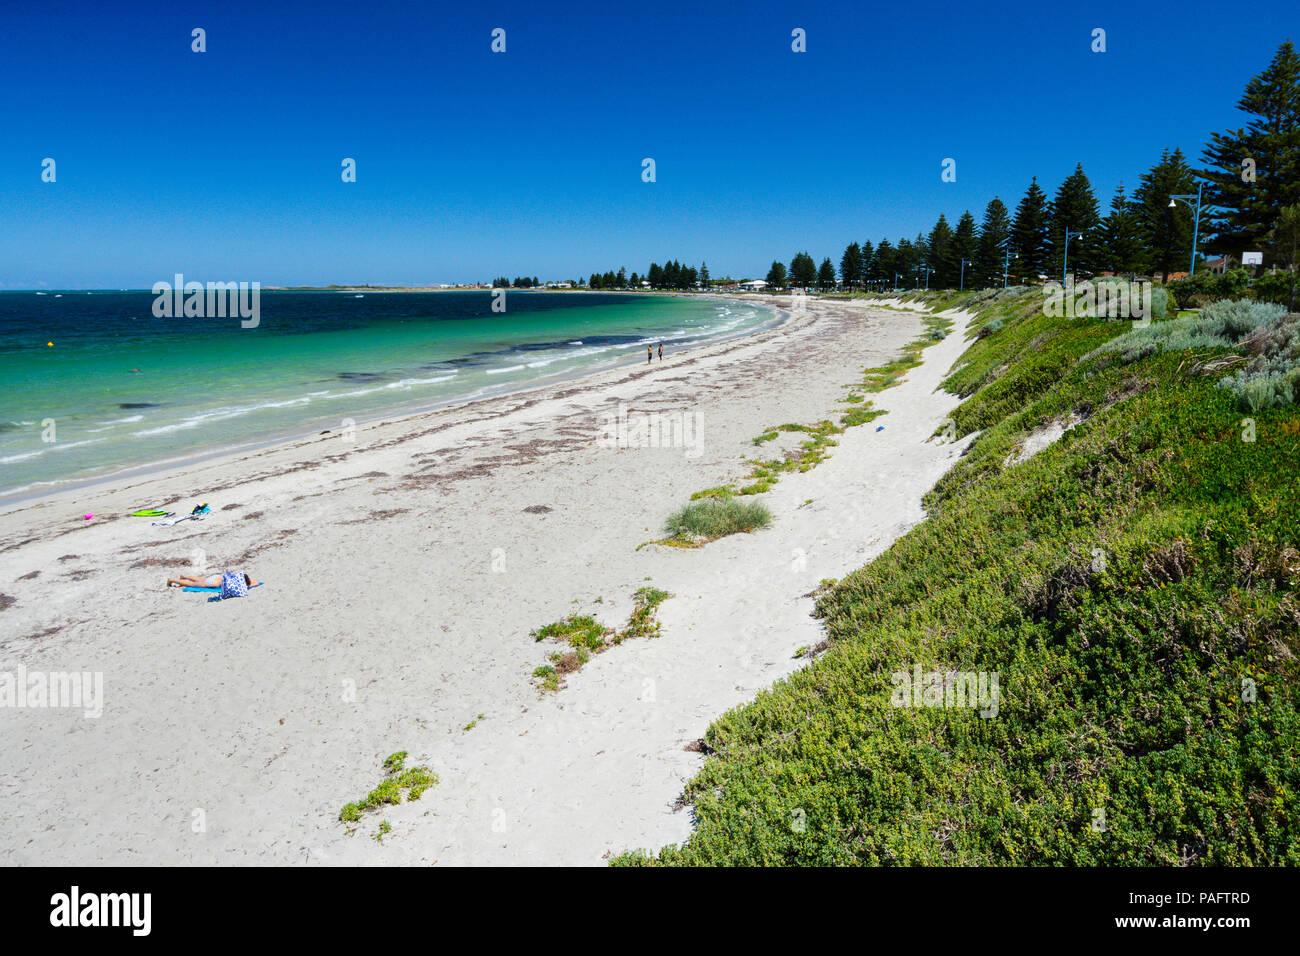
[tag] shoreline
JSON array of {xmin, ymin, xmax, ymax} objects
[
  {"xmin": 0, "ymin": 295, "xmax": 973, "ymax": 865},
  {"xmin": 0, "ymin": 294, "xmax": 786, "ymax": 511}
]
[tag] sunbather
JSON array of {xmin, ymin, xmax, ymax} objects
[{"xmin": 166, "ymin": 571, "xmax": 259, "ymax": 589}]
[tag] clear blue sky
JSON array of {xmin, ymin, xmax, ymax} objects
[{"xmin": 0, "ymin": 0, "xmax": 1292, "ymax": 287}]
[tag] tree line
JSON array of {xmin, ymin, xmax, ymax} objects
[
  {"xmin": 768, "ymin": 40, "xmax": 1300, "ymax": 292},
  {"xmin": 586, "ymin": 260, "xmax": 713, "ymax": 290}
]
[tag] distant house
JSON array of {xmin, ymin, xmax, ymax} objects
[
  {"xmin": 641, "ymin": 281, "xmax": 651, "ymax": 288},
  {"xmin": 739, "ymin": 279, "xmax": 767, "ymax": 291}
]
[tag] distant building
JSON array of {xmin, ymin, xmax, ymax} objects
[{"xmin": 739, "ymin": 279, "xmax": 767, "ymax": 291}]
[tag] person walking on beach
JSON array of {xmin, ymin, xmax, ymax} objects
[
  {"xmin": 647, "ymin": 344, "xmax": 653, "ymax": 364},
  {"xmin": 657, "ymin": 342, "xmax": 663, "ymax": 361}
]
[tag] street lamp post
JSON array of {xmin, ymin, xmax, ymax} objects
[
  {"xmin": 995, "ymin": 236, "xmax": 1016, "ymax": 288},
  {"xmin": 960, "ymin": 258, "xmax": 971, "ymax": 291},
  {"xmin": 1063, "ymin": 228, "xmax": 1085, "ymax": 284},
  {"xmin": 1169, "ymin": 182, "xmax": 1205, "ymax": 276}
]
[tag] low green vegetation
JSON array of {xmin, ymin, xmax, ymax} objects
[
  {"xmin": 531, "ymin": 615, "xmax": 610, "ymax": 649},
  {"xmin": 652, "ymin": 305, "xmax": 953, "ymax": 546},
  {"xmin": 530, "ymin": 587, "xmax": 674, "ymax": 691},
  {"xmin": 1166, "ymin": 266, "xmax": 1297, "ymax": 311},
  {"xmin": 614, "ymin": 287, "xmax": 1300, "ymax": 866},
  {"xmin": 339, "ymin": 751, "xmax": 438, "ymax": 826},
  {"xmin": 689, "ymin": 486, "xmax": 735, "ymax": 501},
  {"xmin": 660, "ymin": 497, "xmax": 771, "ymax": 545}
]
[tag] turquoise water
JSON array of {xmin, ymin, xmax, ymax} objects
[{"xmin": 0, "ymin": 291, "xmax": 774, "ymax": 499}]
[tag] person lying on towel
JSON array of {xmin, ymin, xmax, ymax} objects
[{"xmin": 165, "ymin": 570, "xmax": 260, "ymax": 597}]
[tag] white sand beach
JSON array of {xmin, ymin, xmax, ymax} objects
[{"xmin": 0, "ymin": 296, "xmax": 974, "ymax": 865}]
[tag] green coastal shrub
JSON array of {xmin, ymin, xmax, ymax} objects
[
  {"xmin": 616, "ymin": 285, "xmax": 1300, "ymax": 867},
  {"xmin": 1252, "ymin": 270, "xmax": 1298, "ymax": 307},
  {"xmin": 1086, "ymin": 298, "xmax": 1286, "ymax": 367},
  {"xmin": 1217, "ymin": 313, "xmax": 1300, "ymax": 411},
  {"xmin": 1166, "ymin": 268, "xmax": 1252, "ymax": 307}
]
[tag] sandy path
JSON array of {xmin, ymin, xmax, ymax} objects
[{"xmin": 0, "ymin": 297, "xmax": 972, "ymax": 865}]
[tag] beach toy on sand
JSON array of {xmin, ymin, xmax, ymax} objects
[
  {"xmin": 875, "ymin": 425, "xmax": 884, "ymax": 432},
  {"xmin": 83, "ymin": 513, "xmax": 93, "ymax": 520}
]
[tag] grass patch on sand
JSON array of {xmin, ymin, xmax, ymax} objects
[
  {"xmin": 613, "ymin": 287, "xmax": 1300, "ymax": 866},
  {"xmin": 531, "ymin": 614, "xmax": 611, "ymax": 649},
  {"xmin": 339, "ymin": 751, "xmax": 437, "ymax": 826},
  {"xmin": 675, "ymin": 309, "xmax": 953, "ymax": 518},
  {"xmin": 662, "ymin": 497, "xmax": 772, "ymax": 545},
  {"xmin": 690, "ymin": 485, "xmax": 736, "ymax": 501},
  {"xmin": 530, "ymin": 587, "xmax": 674, "ymax": 691}
]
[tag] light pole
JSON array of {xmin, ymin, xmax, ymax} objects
[
  {"xmin": 1063, "ymin": 228, "xmax": 1085, "ymax": 284},
  {"xmin": 996, "ymin": 236, "xmax": 1017, "ymax": 288},
  {"xmin": 917, "ymin": 264, "xmax": 933, "ymax": 290},
  {"xmin": 1169, "ymin": 181, "xmax": 1205, "ymax": 276},
  {"xmin": 960, "ymin": 258, "xmax": 971, "ymax": 291}
]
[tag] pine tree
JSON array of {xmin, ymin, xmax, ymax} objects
[
  {"xmin": 896, "ymin": 238, "xmax": 919, "ymax": 286},
  {"xmin": 1134, "ymin": 149, "xmax": 1197, "ymax": 280},
  {"xmin": 840, "ymin": 243, "xmax": 863, "ymax": 290},
  {"xmin": 859, "ymin": 240, "xmax": 875, "ymax": 289},
  {"xmin": 1201, "ymin": 40, "xmax": 1300, "ymax": 255},
  {"xmin": 790, "ymin": 251, "xmax": 817, "ymax": 289},
  {"xmin": 1012, "ymin": 177, "xmax": 1051, "ymax": 282},
  {"xmin": 1048, "ymin": 164, "xmax": 1101, "ymax": 279},
  {"xmin": 1097, "ymin": 184, "xmax": 1147, "ymax": 278},
  {"xmin": 974, "ymin": 197, "xmax": 1011, "ymax": 288},
  {"xmin": 872, "ymin": 239, "xmax": 895, "ymax": 285},
  {"xmin": 700, "ymin": 262, "xmax": 711, "ymax": 289},
  {"xmin": 766, "ymin": 261, "xmax": 787, "ymax": 289},
  {"xmin": 818, "ymin": 257, "xmax": 837, "ymax": 290},
  {"xmin": 927, "ymin": 215, "xmax": 955, "ymax": 288},
  {"xmin": 951, "ymin": 211, "xmax": 978, "ymax": 289}
]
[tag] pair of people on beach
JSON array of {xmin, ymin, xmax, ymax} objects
[{"xmin": 647, "ymin": 342, "xmax": 663, "ymax": 363}]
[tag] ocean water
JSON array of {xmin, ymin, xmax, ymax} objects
[{"xmin": 0, "ymin": 291, "xmax": 774, "ymax": 500}]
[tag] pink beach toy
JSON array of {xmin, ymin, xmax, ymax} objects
[{"xmin": 83, "ymin": 513, "xmax": 93, "ymax": 520}]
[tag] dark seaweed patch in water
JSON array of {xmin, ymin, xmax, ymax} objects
[
  {"xmin": 508, "ymin": 334, "xmax": 645, "ymax": 354},
  {"xmin": 120, "ymin": 402, "xmax": 160, "ymax": 409},
  {"xmin": 337, "ymin": 371, "xmax": 386, "ymax": 382}
]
